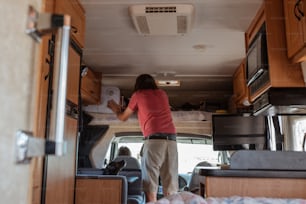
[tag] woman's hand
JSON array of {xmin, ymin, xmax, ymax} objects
[
  {"xmin": 107, "ymin": 99, "xmax": 121, "ymax": 114},
  {"xmin": 108, "ymin": 99, "xmax": 134, "ymax": 121}
]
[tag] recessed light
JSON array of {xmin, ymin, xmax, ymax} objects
[
  {"xmin": 156, "ymin": 80, "xmax": 181, "ymax": 87},
  {"xmin": 192, "ymin": 44, "xmax": 206, "ymax": 51}
]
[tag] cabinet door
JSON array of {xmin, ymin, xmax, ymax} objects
[
  {"xmin": 55, "ymin": 0, "xmax": 85, "ymax": 48},
  {"xmin": 67, "ymin": 46, "xmax": 81, "ymax": 105},
  {"xmin": 233, "ymin": 60, "xmax": 250, "ymax": 107},
  {"xmin": 81, "ymin": 68, "xmax": 101, "ymax": 105},
  {"xmin": 283, "ymin": 0, "xmax": 306, "ymax": 61}
]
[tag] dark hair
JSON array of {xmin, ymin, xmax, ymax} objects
[
  {"xmin": 118, "ymin": 146, "xmax": 131, "ymax": 156},
  {"xmin": 134, "ymin": 74, "xmax": 158, "ymax": 92}
]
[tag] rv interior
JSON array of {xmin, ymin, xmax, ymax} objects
[
  {"xmin": 74, "ymin": 0, "xmax": 306, "ymax": 203},
  {"xmin": 6, "ymin": 0, "xmax": 306, "ymax": 204}
]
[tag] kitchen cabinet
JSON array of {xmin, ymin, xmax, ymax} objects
[
  {"xmin": 245, "ymin": 0, "xmax": 305, "ymax": 102},
  {"xmin": 232, "ymin": 59, "xmax": 250, "ymax": 108},
  {"xmin": 81, "ymin": 67, "xmax": 102, "ymax": 105},
  {"xmin": 55, "ymin": 0, "xmax": 85, "ymax": 48},
  {"xmin": 283, "ymin": 0, "xmax": 306, "ymax": 63}
]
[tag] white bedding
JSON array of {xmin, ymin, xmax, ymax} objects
[
  {"xmin": 205, "ymin": 196, "xmax": 306, "ymax": 204},
  {"xmin": 147, "ymin": 192, "xmax": 306, "ymax": 204},
  {"xmin": 87, "ymin": 111, "xmax": 211, "ymax": 124}
]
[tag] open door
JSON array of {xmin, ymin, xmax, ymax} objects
[
  {"xmin": 0, "ymin": 2, "xmax": 42, "ymax": 203},
  {"xmin": 0, "ymin": 1, "xmax": 71, "ymax": 203},
  {"xmin": 1, "ymin": 2, "xmax": 78, "ymax": 203}
]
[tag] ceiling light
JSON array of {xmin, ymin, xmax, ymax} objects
[
  {"xmin": 192, "ymin": 44, "xmax": 206, "ymax": 51},
  {"xmin": 156, "ymin": 80, "xmax": 180, "ymax": 87}
]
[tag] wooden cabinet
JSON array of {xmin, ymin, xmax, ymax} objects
[
  {"xmin": 245, "ymin": 5, "xmax": 265, "ymax": 50},
  {"xmin": 75, "ymin": 177, "xmax": 124, "ymax": 204},
  {"xmin": 66, "ymin": 45, "xmax": 81, "ymax": 105},
  {"xmin": 201, "ymin": 176, "xmax": 306, "ymax": 198},
  {"xmin": 81, "ymin": 67, "xmax": 102, "ymax": 105},
  {"xmin": 232, "ymin": 59, "xmax": 250, "ymax": 107},
  {"xmin": 283, "ymin": 0, "xmax": 306, "ymax": 63},
  {"xmin": 245, "ymin": 0, "xmax": 305, "ymax": 102},
  {"xmin": 55, "ymin": 0, "xmax": 85, "ymax": 48}
]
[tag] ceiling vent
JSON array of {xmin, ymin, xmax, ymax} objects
[{"xmin": 129, "ymin": 4, "xmax": 195, "ymax": 35}]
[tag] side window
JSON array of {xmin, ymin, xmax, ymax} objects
[{"xmin": 104, "ymin": 143, "xmax": 112, "ymax": 168}]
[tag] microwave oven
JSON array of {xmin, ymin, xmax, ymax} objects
[{"xmin": 246, "ymin": 23, "xmax": 268, "ymax": 86}]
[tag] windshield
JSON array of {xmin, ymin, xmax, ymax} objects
[
  {"xmin": 105, "ymin": 134, "xmax": 228, "ymax": 174},
  {"xmin": 177, "ymin": 142, "xmax": 219, "ymax": 173}
]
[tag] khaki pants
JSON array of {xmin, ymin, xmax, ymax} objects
[{"xmin": 141, "ymin": 139, "xmax": 178, "ymax": 194}]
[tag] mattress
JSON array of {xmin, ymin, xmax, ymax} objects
[{"xmin": 87, "ymin": 111, "xmax": 211, "ymax": 124}]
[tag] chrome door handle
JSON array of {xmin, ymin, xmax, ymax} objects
[{"xmin": 16, "ymin": 6, "xmax": 71, "ymax": 163}]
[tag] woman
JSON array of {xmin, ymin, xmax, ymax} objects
[{"xmin": 107, "ymin": 74, "xmax": 178, "ymax": 202}]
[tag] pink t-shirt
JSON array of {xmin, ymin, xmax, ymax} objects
[{"xmin": 128, "ymin": 89, "xmax": 176, "ymax": 137}]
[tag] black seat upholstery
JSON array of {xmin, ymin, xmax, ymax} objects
[
  {"xmin": 112, "ymin": 156, "xmax": 144, "ymax": 203},
  {"xmin": 119, "ymin": 169, "xmax": 145, "ymax": 204}
]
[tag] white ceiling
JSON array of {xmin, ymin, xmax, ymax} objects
[{"xmin": 79, "ymin": 0, "xmax": 263, "ymax": 109}]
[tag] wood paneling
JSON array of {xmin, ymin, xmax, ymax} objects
[
  {"xmin": 203, "ymin": 176, "xmax": 306, "ymax": 198},
  {"xmin": 45, "ymin": 116, "xmax": 78, "ymax": 204},
  {"xmin": 75, "ymin": 178, "xmax": 123, "ymax": 204}
]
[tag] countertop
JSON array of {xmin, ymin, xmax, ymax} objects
[{"xmin": 199, "ymin": 167, "xmax": 306, "ymax": 178}]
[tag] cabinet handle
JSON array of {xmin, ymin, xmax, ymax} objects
[
  {"xmin": 71, "ymin": 25, "xmax": 78, "ymax": 34},
  {"xmin": 294, "ymin": 0, "xmax": 304, "ymax": 21}
]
